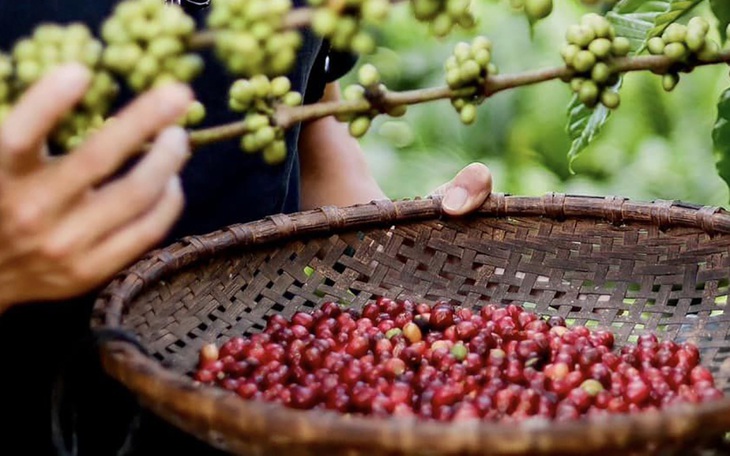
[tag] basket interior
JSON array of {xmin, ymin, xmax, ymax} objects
[{"xmin": 121, "ymin": 214, "xmax": 730, "ymax": 392}]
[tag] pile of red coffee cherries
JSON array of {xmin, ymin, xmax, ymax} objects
[{"xmin": 194, "ymin": 298, "xmax": 723, "ymax": 422}]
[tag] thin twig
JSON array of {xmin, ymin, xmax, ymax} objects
[{"xmin": 188, "ymin": 49, "xmax": 730, "ymax": 148}]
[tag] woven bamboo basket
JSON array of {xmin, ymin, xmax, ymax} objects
[{"xmin": 92, "ymin": 194, "xmax": 730, "ymax": 455}]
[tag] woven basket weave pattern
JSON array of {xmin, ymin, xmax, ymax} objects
[{"xmin": 93, "ymin": 195, "xmax": 730, "ymax": 455}]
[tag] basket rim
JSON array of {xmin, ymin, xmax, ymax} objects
[{"xmin": 92, "ymin": 193, "xmax": 730, "ymax": 454}]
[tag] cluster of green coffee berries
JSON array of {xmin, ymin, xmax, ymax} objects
[
  {"xmin": 11, "ymin": 23, "xmax": 119, "ymax": 149},
  {"xmin": 646, "ymin": 18, "xmax": 720, "ymax": 92},
  {"xmin": 508, "ymin": 0, "xmax": 553, "ymax": 24},
  {"xmin": 410, "ymin": 0, "xmax": 476, "ymax": 37},
  {"xmin": 444, "ymin": 37, "xmax": 497, "ymax": 125},
  {"xmin": 337, "ymin": 64, "xmax": 406, "ymax": 138},
  {"xmin": 561, "ymin": 14, "xmax": 629, "ymax": 110},
  {"xmin": 101, "ymin": 0, "xmax": 202, "ymax": 92},
  {"xmin": 0, "ymin": 54, "xmax": 12, "ymax": 123},
  {"xmin": 208, "ymin": 0, "xmax": 301, "ymax": 77},
  {"xmin": 309, "ymin": 0, "xmax": 389, "ymax": 54},
  {"xmin": 228, "ymin": 75, "xmax": 302, "ymax": 164}
]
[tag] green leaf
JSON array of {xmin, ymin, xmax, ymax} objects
[
  {"xmin": 566, "ymin": 80, "xmax": 623, "ymax": 170},
  {"xmin": 607, "ymin": 0, "xmax": 703, "ymax": 51},
  {"xmin": 566, "ymin": 0, "xmax": 701, "ymax": 166},
  {"xmin": 712, "ymin": 88, "xmax": 730, "ymax": 197},
  {"xmin": 711, "ymin": 0, "xmax": 730, "ymax": 42}
]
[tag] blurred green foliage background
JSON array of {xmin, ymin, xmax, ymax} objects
[{"xmin": 344, "ymin": 0, "xmax": 730, "ymax": 207}]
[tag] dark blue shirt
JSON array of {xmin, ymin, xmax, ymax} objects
[{"xmin": 0, "ymin": 2, "xmax": 355, "ymax": 454}]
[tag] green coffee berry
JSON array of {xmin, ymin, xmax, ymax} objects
[
  {"xmin": 561, "ymin": 44, "xmax": 580, "ymax": 66},
  {"xmin": 647, "ymin": 37, "xmax": 665, "ymax": 56},
  {"xmin": 588, "ymin": 38, "xmax": 612, "ymax": 59},
  {"xmin": 685, "ymin": 30, "xmax": 705, "ymax": 53},
  {"xmin": 697, "ymin": 40, "xmax": 719, "ymax": 62},
  {"xmin": 181, "ymin": 100, "xmax": 206, "ymax": 126},
  {"xmin": 459, "ymin": 103, "xmax": 477, "ymax": 124},
  {"xmin": 581, "ymin": 13, "xmax": 612, "ymax": 39},
  {"xmin": 349, "ymin": 116, "xmax": 372, "ymax": 138},
  {"xmin": 611, "ymin": 37, "xmax": 631, "ymax": 57},
  {"xmin": 572, "ymin": 50, "xmax": 597, "ymax": 73},
  {"xmin": 271, "ymin": 76, "xmax": 292, "ymax": 98},
  {"xmin": 566, "ymin": 25, "xmax": 596, "ymax": 48},
  {"xmin": 263, "ymin": 140, "xmax": 287, "ymax": 165},
  {"xmin": 663, "ymin": 42, "xmax": 687, "ymax": 61},
  {"xmin": 600, "ymin": 90, "xmax": 620, "ymax": 109},
  {"xmin": 662, "ymin": 73, "xmax": 679, "ymax": 92},
  {"xmin": 524, "ymin": 0, "xmax": 553, "ymax": 22},
  {"xmin": 578, "ymin": 80, "xmax": 599, "ymax": 107},
  {"xmin": 358, "ymin": 64, "xmax": 381, "ymax": 87},
  {"xmin": 591, "ymin": 62, "xmax": 611, "ymax": 84},
  {"xmin": 570, "ymin": 77, "xmax": 585, "ymax": 93},
  {"xmin": 662, "ymin": 23, "xmax": 686, "ymax": 44}
]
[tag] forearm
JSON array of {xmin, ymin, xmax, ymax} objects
[{"xmin": 298, "ymin": 84, "xmax": 386, "ymax": 210}]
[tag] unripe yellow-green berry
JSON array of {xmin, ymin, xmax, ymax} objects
[
  {"xmin": 570, "ymin": 77, "xmax": 585, "ymax": 93},
  {"xmin": 430, "ymin": 13, "xmax": 454, "ymax": 38},
  {"xmin": 524, "ymin": 0, "xmax": 553, "ymax": 22},
  {"xmin": 647, "ymin": 37, "xmax": 665, "ymax": 56},
  {"xmin": 578, "ymin": 80, "xmax": 599, "ymax": 107},
  {"xmin": 561, "ymin": 44, "xmax": 581, "ymax": 66},
  {"xmin": 588, "ymin": 38, "xmax": 612, "ymax": 59},
  {"xmin": 697, "ymin": 40, "xmax": 719, "ymax": 62},
  {"xmin": 358, "ymin": 63, "xmax": 381, "ymax": 87},
  {"xmin": 343, "ymin": 84, "xmax": 366, "ymax": 101},
  {"xmin": 348, "ymin": 116, "xmax": 371, "ymax": 138},
  {"xmin": 245, "ymin": 113, "xmax": 270, "ymax": 131},
  {"xmin": 460, "ymin": 60, "xmax": 481, "ymax": 81},
  {"xmin": 263, "ymin": 140, "xmax": 286, "ymax": 165},
  {"xmin": 611, "ymin": 37, "xmax": 631, "ymax": 57},
  {"xmin": 312, "ymin": 8, "xmax": 339, "ymax": 36},
  {"xmin": 459, "ymin": 103, "xmax": 477, "ymax": 125},
  {"xmin": 351, "ymin": 32, "xmax": 376, "ymax": 55},
  {"xmin": 662, "ymin": 23, "xmax": 686, "ymax": 44},
  {"xmin": 362, "ymin": 0, "xmax": 390, "ymax": 22},
  {"xmin": 662, "ymin": 73, "xmax": 679, "ymax": 92},
  {"xmin": 582, "ymin": 13, "xmax": 613, "ymax": 40},
  {"xmin": 566, "ymin": 25, "xmax": 596, "ymax": 48},
  {"xmin": 688, "ymin": 17, "xmax": 710, "ymax": 36},
  {"xmin": 283, "ymin": 91, "xmax": 303, "ymax": 107},
  {"xmin": 663, "ymin": 42, "xmax": 687, "ymax": 61},
  {"xmin": 591, "ymin": 62, "xmax": 611, "ymax": 84},
  {"xmin": 600, "ymin": 90, "xmax": 620, "ymax": 109},
  {"xmin": 572, "ymin": 50, "xmax": 597, "ymax": 73},
  {"xmin": 270, "ymin": 76, "xmax": 292, "ymax": 98},
  {"xmin": 182, "ymin": 100, "xmax": 206, "ymax": 126}
]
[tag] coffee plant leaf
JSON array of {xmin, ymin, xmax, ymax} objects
[
  {"xmin": 567, "ymin": 0, "xmax": 701, "ymax": 167},
  {"xmin": 608, "ymin": 0, "xmax": 703, "ymax": 52},
  {"xmin": 710, "ymin": 0, "xmax": 730, "ymax": 42},
  {"xmin": 712, "ymin": 88, "xmax": 730, "ymax": 197},
  {"xmin": 566, "ymin": 80, "xmax": 623, "ymax": 171}
]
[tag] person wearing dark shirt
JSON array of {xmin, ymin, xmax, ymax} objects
[{"xmin": 0, "ymin": 1, "xmax": 493, "ymax": 454}]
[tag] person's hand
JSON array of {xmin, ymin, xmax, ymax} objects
[
  {"xmin": 430, "ymin": 162, "xmax": 493, "ymax": 216},
  {"xmin": 0, "ymin": 63, "xmax": 193, "ymax": 312}
]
